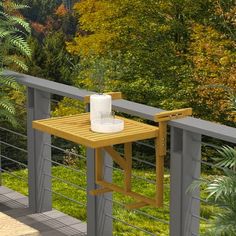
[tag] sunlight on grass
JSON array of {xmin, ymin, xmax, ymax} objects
[{"xmin": 2, "ymin": 166, "xmax": 212, "ymax": 235}]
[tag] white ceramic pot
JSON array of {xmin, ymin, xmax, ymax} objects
[{"xmin": 90, "ymin": 94, "xmax": 112, "ymax": 121}]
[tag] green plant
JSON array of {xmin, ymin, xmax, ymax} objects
[
  {"xmin": 191, "ymin": 146, "xmax": 236, "ymax": 235},
  {"xmin": 2, "ymin": 166, "xmax": 170, "ymax": 235},
  {"xmin": 0, "ymin": 1, "xmax": 31, "ymax": 126},
  {"xmin": 76, "ymin": 53, "xmax": 118, "ymax": 94}
]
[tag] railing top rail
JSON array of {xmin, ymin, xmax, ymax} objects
[
  {"xmin": 113, "ymin": 99, "xmax": 236, "ymax": 144},
  {"xmin": 5, "ymin": 70, "xmax": 95, "ymax": 100},
  {"xmin": 6, "ymin": 70, "xmax": 236, "ymax": 144}
]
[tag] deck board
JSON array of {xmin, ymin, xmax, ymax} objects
[{"xmin": 0, "ymin": 186, "xmax": 87, "ymax": 236}]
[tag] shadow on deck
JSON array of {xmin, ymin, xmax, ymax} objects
[{"xmin": 0, "ymin": 186, "xmax": 87, "ymax": 236}]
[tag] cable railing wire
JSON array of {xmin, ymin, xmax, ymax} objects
[
  {"xmin": 192, "ymin": 214, "xmax": 209, "ymax": 222},
  {"xmin": 46, "ymin": 188, "xmax": 86, "ymax": 207},
  {"xmin": 51, "ymin": 99, "xmax": 61, "ymax": 104},
  {"xmin": 192, "ymin": 196, "xmax": 208, "ymax": 204},
  {"xmin": 44, "ymin": 157, "xmax": 86, "ymax": 175},
  {"xmin": 0, "ymin": 141, "xmax": 27, "ymax": 153},
  {"xmin": 0, "ymin": 167, "xmax": 27, "ymax": 182},
  {"xmin": 201, "ymin": 141, "xmax": 221, "ymax": 149},
  {"xmin": 106, "ymin": 164, "xmax": 156, "ymax": 185},
  {"xmin": 0, "ymin": 154, "xmax": 27, "ymax": 168},
  {"xmin": 44, "ymin": 173, "xmax": 86, "ymax": 191},
  {"xmin": 195, "ymin": 158, "xmax": 232, "ymax": 172},
  {"xmin": 135, "ymin": 141, "xmax": 155, "ymax": 149},
  {"xmin": 106, "ymin": 214, "xmax": 158, "ymax": 236},
  {"xmin": 105, "ymin": 167, "xmax": 170, "ymax": 209},
  {"xmin": 45, "ymin": 144, "xmax": 86, "ymax": 160},
  {"xmin": 105, "ymin": 197, "xmax": 169, "ymax": 225},
  {"xmin": 117, "ymin": 150, "xmax": 156, "ymax": 168},
  {"xmin": 132, "ymin": 156, "xmax": 156, "ymax": 168},
  {"xmin": 0, "ymin": 127, "xmax": 27, "ymax": 138}
]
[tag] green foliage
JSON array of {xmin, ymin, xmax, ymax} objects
[
  {"xmin": 25, "ymin": 32, "xmax": 75, "ymax": 84},
  {"xmin": 214, "ymin": 146, "xmax": 236, "ymax": 169},
  {"xmin": 22, "ymin": 2, "xmax": 78, "ymax": 84},
  {"xmin": 66, "ymin": 0, "xmax": 235, "ymax": 124},
  {"xmin": 2, "ymin": 167, "xmax": 170, "ymax": 235},
  {"xmin": 17, "ymin": 0, "xmax": 62, "ymax": 23},
  {"xmin": 191, "ymin": 146, "xmax": 236, "ymax": 235},
  {"xmin": 0, "ymin": 2, "xmax": 31, "ymax": 71},
  {"xmin": 0, "ymin": 1, "xmax": 31, "ymax": 127},
  {"xmin": 188, "ymin": 23, "xmax": 236, "ymax": 124},
  {"xmin": 68, "ymin": 0, "xmax": 208, "ymax": 107},
  {"xmin": 75, "ymin": 53, "xmax": 121, "ymax": 93},
  {"xmin": 42, "ymin": 32, "xmax": 76, "ymax": 83}
]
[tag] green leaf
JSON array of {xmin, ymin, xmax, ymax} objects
[
  {"xmin": 213, "ymin": 146, "xmax": 236, "ymax": 169},
  {"xmin": 0, "ymin": 75, "xmax": 20, "ymax": 90},
  {"xmin": 10, "ymin": 16, "xmax": 31, "ymax": 33},
  {"xmin": 9, "ymin": 35, "xmax": 31, "ymax": 58}
]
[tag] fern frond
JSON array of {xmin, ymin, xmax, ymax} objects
[
  {"xmin": 0, "ymin": 29, "xmax": 12, "ymax": 39},
  {"xmin": 9, "ymin": 16, "xmax": 31, "ymax": 33},
  {"xmin": 9, "ymin": 35, "xmax": 31, "ymax": 57},
  {"xmin": 0, "ymin": 109, "xmax": 18, "ymax": 128},
  {"xmin": 0, "ymin": 75, "xmax": 20, "ymax": 90},
  {"xmin": 0, "ymin": 10, "xmax": 10, "ymax": 19},
  {"xmin": 206, "ymin": 174, "xmax": 236, "ymax": 201},
  {"xmin": 213, "ymin": 211, "xmax": 236, "ymax": 235},
  {"xmin": 3, "ymin": 55, "xmax": 28, "ymax": 71},
  {"xmin": 0, "ymin": 25, "xmax": 29, "ymax": 38},
  {"xmin": 3, "ymin": 3, "xmax": 29, "ymax": 11},
  {"xmin": 9, "ymin": 26, "xmax": 29, "ymax": 36},
  {"xmin": 0, "ymin": 97, "xmax": 16, "ymax": 114},
  {"xmin": 214, "ymin": 146, "xmax": 236, "ymax": 169}
]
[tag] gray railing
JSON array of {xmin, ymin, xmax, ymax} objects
[{"xmin": 0, "ymin": 70, "xmax": 235, "ymax": 236}]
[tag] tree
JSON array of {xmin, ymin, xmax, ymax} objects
[
  {"xmin": 189, "ymin": 22, "xmax": 236, "ymax": 124},
  {"xmin": 17, "ymin": 0, "xmax": 62, "ymax": 23},
  {"xmin": 55, "ymin": 3, "xmax": 68, "ymax": 17},
  {"xmin": 67, "ymin": 0, "xmax": 235, "ymax": 124},
  {"xmin": 67, "ymin": 0, "xmax": 216, "ymax": 109},
  {"xmin": 68, "ymin": 1, "xmax": 187, "ymax": 106},
  {"xmin": 42, "ymin": 32, "xmax": 77, "ymax": 84},
  {"xmin": 0, "ymin": 1, "xmax": 31, "ymax": 126}
]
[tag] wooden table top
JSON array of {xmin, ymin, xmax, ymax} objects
[{"xmin": 32, "ymin": 113, "xmax": 158, "ymax": 148}]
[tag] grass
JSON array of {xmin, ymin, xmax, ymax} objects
[
  {"xmin": 2, "ymin": 166, "xmax": 170, "ymax": 235},
  {"xmin": 2, "ymin": 166, "xmax": 215, "ymax": 235}
]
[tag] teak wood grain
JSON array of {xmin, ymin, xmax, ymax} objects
[
  {"xmin": 84, "ymin": 92, "xmax": 122, "ymax": 104},
  {"xmin": 33, "ymin": 108, "xmax": 191, "ymax": 209},
  {"xmin": 32, "ymin": 113, "xmax": 158, "ymax": 148}
]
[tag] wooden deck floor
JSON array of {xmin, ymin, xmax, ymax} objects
[{"xmin": 0, "ymin": 186, "xmax": 87, "ymax": 236}]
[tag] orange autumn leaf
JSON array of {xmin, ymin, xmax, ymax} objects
[{"xmin": 55, "ymin": 4, "xmax": 68, "ymax": 17}]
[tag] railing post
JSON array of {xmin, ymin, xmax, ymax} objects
[
  {"xmin": 170, "ymin": 127, "xmax": 201, "ymax": 236},
  {"xmin": 86, "ymin": 105, "xmax": 113, "ymax": 236},
  {"xmin": 27, "ymin": 88, "xmax": 52, "ymax": 213}
]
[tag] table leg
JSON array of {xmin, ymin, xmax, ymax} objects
[{"xmin": 156, "ymin": 122, "xmax": 167, "ymax": 207}]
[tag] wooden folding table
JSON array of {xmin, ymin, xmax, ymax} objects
[{"xmin": 33, "ymin": 109, "xmax": 192, "ymax": 209}]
